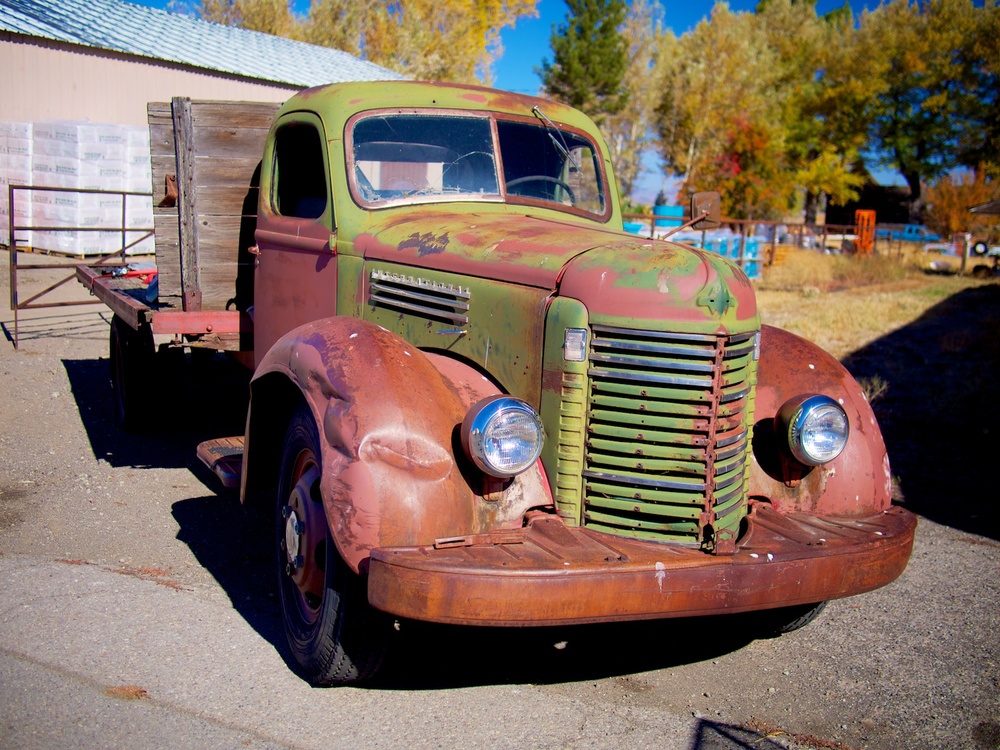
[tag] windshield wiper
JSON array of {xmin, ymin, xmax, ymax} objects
[{"xmin": 532, "ymin": 106, "xmax": 580, "ymax": 171}]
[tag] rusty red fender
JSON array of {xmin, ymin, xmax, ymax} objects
[
  {"xmin": 750, "ymin": 325, "xmax": 894, "ymax": 517},
  {"xmin": 246, "ymin": 317, "xmax": 552, "ymax": 573}
]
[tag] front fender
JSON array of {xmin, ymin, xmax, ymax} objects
[
  {"xmin": 250, "ymin": 317, "xmax": 550, "ymax": 572},
  {"xmin": 749, "ymin": 325, "xmax": 893, "ymax": 516}
]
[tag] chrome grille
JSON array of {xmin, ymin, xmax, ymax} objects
[
  {"xmin": 583, "ymin": 325, "xmax": 757, "ymax": 551},
  {"xmin": 369, "ymin": 269, "xmax": 470, "ymax": 324}
]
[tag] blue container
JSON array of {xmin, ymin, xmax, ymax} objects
[
  {"xmin": 653, "ymin": 205, "xmax": 684, "ymax": 228},
  {"xmin": 740, "ymin": 238, "xmax": 762, "ymax": 279},
  {"xmin": 622, "ymin": 222, "xmax": 644, "ymax": 235}
]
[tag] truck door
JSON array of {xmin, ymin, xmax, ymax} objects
[{"xmin": 253, "ymin": 113, "xmax": 337, "ymax": 366}]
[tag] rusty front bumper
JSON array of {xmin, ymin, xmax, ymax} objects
[{"xmin": 367, "ymin": 505, "xmax": 916, "ymax": 626}]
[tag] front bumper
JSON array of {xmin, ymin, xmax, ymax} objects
[{"xmin": 367, "ymin": 504, "xmax": 916, "ymax": 626}]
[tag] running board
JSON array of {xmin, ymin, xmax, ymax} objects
[{"xmin": 196, "ymin": 436, "xmax": 244, "ymax": 490}]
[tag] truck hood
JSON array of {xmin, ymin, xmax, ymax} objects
[{"xmin": 356, "ymin": 211, "xmax": 757, "ymax": 324}]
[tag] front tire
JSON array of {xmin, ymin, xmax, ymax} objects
[
  {"xmin": 756, "ymin": 601, "xmax": 828, "ymax": 637},
  {"xmin": 275, "ymin": 407, "xmax": 389, "ymax": 685}
]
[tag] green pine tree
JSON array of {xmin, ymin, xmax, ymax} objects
[{"xmin": 540, "ymin": 0, "xmax": 629, "ymax": 125}]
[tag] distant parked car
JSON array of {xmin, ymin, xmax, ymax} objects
[{"xmin": 875, "ymin": 224, "xmax": 941, "ymax": 243}]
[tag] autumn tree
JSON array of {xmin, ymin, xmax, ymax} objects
[
  {"xmin": 653, "ymin": 3, "xmax": 791, "ymax": 217},
  {"xmin": 756, "ymin": 0, "xmax": 868, "ymax": 222},
  {"xmin": 860, "ymin": 0, "xmax": 994, "ymax": 215},
  {"xmin": 540, "ymin": 0, "xmax": 630, "ymax": 125},
  {"xmin": 713, "ymin": 118, "xmax": 794, "ymax": 219},
  {"xmin": 957, "ymin": 1, "xmax": 999, "ymax": 178},
  {"xmin": 198, "ymin": 0, "xmax": 298, "ymax": 36},
  {"xmin": 197, "ymin": 0, "xmax": 538, "ymax": 84},
  {"xmin": 652, "ymin": 0, "xmax": 893, "ymax": 220},
  {"xmin": 925, "ymin": 170, "xmax": 1000, "ymax": 238}
]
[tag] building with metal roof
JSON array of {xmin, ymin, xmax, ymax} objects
[{"xmin": 0, "ymin": 0, "xmax": 404, "ymax": 125}]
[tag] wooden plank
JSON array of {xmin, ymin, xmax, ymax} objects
[
  {"xmin": 154, "ymin": 216, "xmax": 252, "ymax": 257},
  {"xmin": 147, "ymin": 98, "xmax": 277, "ymax": 313},
  {"xmin": 153, "ymin": 214, "xmax": 181, "ymax": 297},
  {"xmin": 193, "ymin": 185, "xmax": 260, "ymax": 217},
  {"xmin": 188, "ymin": 125, "xmax": 270, "ymax": 159},
  {"xmin": 149, "ymin": 103, "xmax": 179, "ymax": 286},
  {"xmin": 147, "ymin": 101, "xmax": 172, "ymax": 119},
  {"xmin": 192, "ymin": 156, "xmax": 265, "ymax": 188},
  {"xmin": 148, "ymin": 123, "xmax": 176, "ymax": 156},
  {"xmin": 190, "ymin": 101, "xmax": 281, "ymax": 129},
  {"xmin": 158, "ymin": 215, "xmax": 259, "ymax": 310},
  {"xmin": 150, "ymin": 154, "xmax": 176, "ymax": 177},
  {"xmin": 146, "ymin": 102, "xmax": 180, "ymax": 284},
  {"xmin": 172, "ymin": 96, "xmax": 201, "ymax": 311},
  {"xmin": 152, "ymin": 211, "xmax": 179, "ymax": 243}
]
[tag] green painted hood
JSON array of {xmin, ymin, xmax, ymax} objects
[
  {"xmin": 356, "ymin": 211, "xmax": 757, "ymax": 327},
  {"xmin": 356, "ymin": 210, "xmax": 616, "ymax": 289}
]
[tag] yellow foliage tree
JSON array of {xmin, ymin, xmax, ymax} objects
[
  {"xmin": 925, "ymin": 170, "xmax": 1000, "ymax": 239},
  {"xmin": 198, "ymin": 0, "xmax": 298, "ymax": 37},
  {"xmin": 198, "ymin": 0, "xmax": 538, "ymax": 84}
]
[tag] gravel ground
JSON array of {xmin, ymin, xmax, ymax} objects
[{"xmin": 1, "ymin": 259, "xmax": 998, "ymax": 750}]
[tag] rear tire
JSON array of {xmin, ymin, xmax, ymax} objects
[
  {"xmin": 109, "ymin": 314, "xmax": 154, "ymax": 431},
  {"xmin": 275, "ymin": 407, "xmax": 389, "ymax": 685}
]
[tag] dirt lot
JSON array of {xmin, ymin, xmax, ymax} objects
[{"xmin": 1, "ymin": 254, "xmax": 998, "ymax": 750}]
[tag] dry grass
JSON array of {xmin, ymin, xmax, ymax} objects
[{"xmin": 755, "ymin": 248, "xmax": 983, "ymax": 359}]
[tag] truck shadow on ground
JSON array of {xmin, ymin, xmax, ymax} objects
[
  {"xmin": 841, "ymin": 282, "xmax": 1000, "ymax": 541},
  {"xmin": 171, "ymin": 490, "xmax": 779, "ymax": 691},
  {"xmin": 63, "ymin": 348, "xmax": 251, "ymax": 470}
]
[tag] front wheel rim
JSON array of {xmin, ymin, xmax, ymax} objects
[{"xmin": 280, "ymin": 453, "xmax": 326, "ymax": 625}]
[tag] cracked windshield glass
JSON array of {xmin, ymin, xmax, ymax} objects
[{"xmin": 351, "ymin": 113, "xmax": 605, "ymax": 216}]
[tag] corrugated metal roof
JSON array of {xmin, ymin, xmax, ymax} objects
[{"xmin": 0, "ymin": 0, "xmax": 405, "ymax": 87}]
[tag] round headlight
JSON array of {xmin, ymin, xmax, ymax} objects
[
  {"xmin": 777, "ymin": 394, "xmax": 850, "ymax": 467},
  {"xmin": 461, "ymin": 397, "xmax": 544, "ymax": 478}
]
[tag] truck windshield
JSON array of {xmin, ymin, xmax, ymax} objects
[{"xmin": 349, "ymin": 112, "xmax": 606, "ymax": 217}]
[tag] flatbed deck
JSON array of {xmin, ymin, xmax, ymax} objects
[{"xmin": 76, "ymin": 264, "xmax": 251, "ymax": 347}]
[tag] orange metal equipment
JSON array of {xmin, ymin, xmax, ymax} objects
[{"xmin": 855, "ymin": 209, "xmax": 876, "ymax": 254}]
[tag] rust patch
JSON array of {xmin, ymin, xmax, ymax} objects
[
  {"xmin": 399, "ymin": 231, "xmax": 449, "ymax": 257},
  {"xmin": 105, "ymin": 685, "xmax": 150, "ymax": 701},
  {"xmin": 55, "ymin": 558, "xmax": 94, "ymax": 566}
]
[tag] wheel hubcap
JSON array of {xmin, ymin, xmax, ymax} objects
[
  {"xmin": 281, "ymin": 457, "xmax": 325, "ymax": 615},
  {"xmin": 283, "ymin": 506, "xmax": 304, "ymax": 575}
]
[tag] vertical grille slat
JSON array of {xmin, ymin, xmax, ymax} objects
[{"xmin": 582, "ymin": 324, "xmax": 757, "ymax": 551}]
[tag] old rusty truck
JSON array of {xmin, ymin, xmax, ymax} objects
[{"xmin": 78, "ymin": 81, "xmax": 916, "ymax": 686}]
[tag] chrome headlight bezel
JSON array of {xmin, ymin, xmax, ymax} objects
[
  {"xmin": 776, "ymin": 394, "xmax": 850, "ymax": 467},
  {"xmin": 461, "ymin": 396, "xmax": 544, "ymax": 478}
]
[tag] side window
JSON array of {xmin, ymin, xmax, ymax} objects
[{"xmin": 273, "ymin": 123, "xmax": 328, "ymax": 220}]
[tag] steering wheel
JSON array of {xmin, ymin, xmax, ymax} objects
[{"xmin": 505, "ymin": 175, "xmax": 576, "ymax": 205}]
